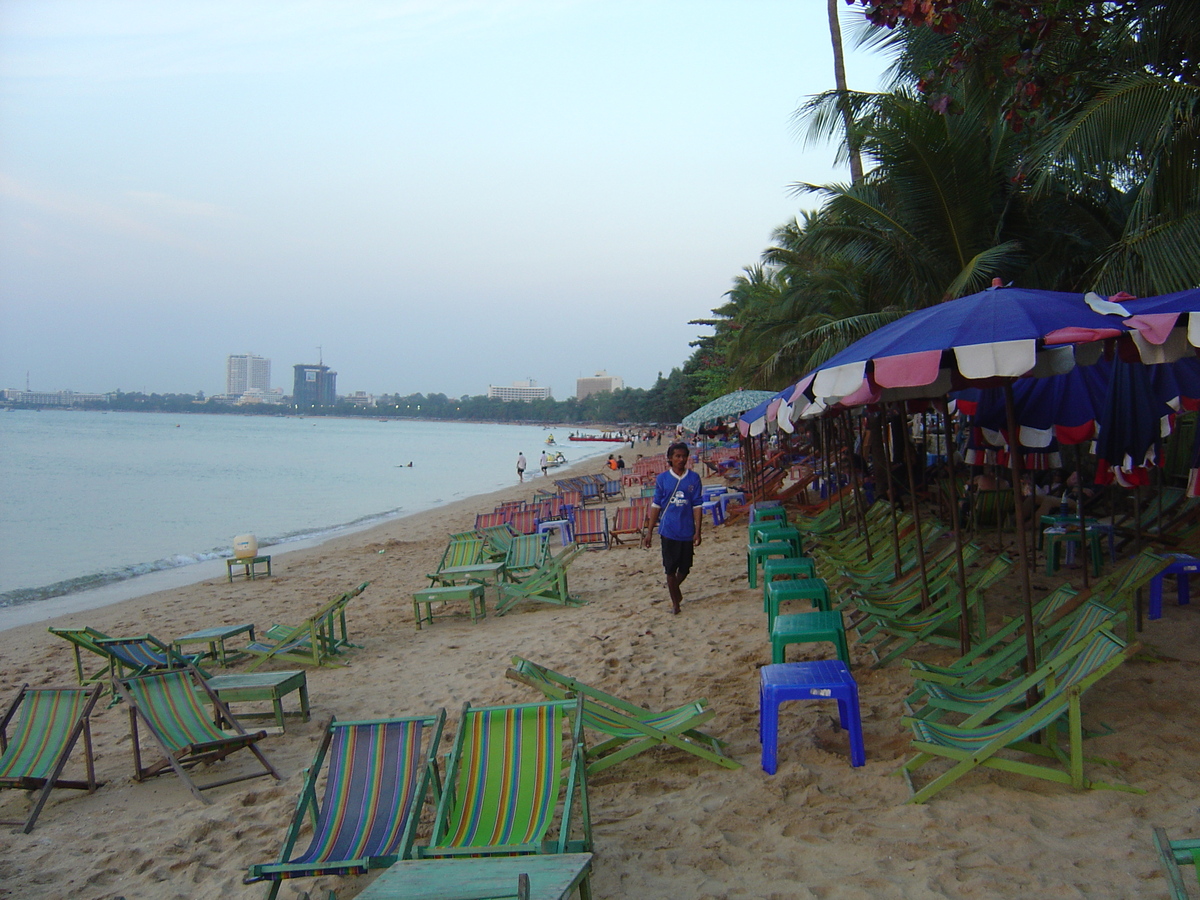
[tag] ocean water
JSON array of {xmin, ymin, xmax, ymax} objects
[{"xmin": 0, "ymin": 410, "xmax": 616, "ymax": 607}]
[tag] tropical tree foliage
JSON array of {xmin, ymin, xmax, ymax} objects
[{"xmin": 684, "ymin": 0, "xmax": 1200, "ymax": 394}]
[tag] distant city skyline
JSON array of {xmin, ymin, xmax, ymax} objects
[{"xmin": 0, "ymin": 2, "xmax": 890, "ymax": 398}]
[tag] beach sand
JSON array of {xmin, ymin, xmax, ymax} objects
[{"xmin": 2, "ymin": 442, "xmax": 1200, "ymax": 899}]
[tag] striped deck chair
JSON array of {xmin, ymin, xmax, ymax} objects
[
  {"xmin": 0, "ymin": 684, "xmax": 103, "ymax": 833},
  {"xmin": 246, "ymin": 711, "xmax": 446, "ymax": 899},
  {"xmin": 475, "ymin": 511, "xmax": 511, "ymax": 531},
  {"xmin": 900, "ymin": 629, "xmax": 1142, "ymax": 802},
  {"xmin": 496, "ymin": 546, "xmax": 585, "ymax": 614},
  {"xmin": 49, "ymin": 627, "xmax": 207, "ymax": 690},
  {"xmin": 255, "ymin": 582, "xmax": 369, "ymax": 668},
  {"xmin": 609, "ymin": 506, "xmax": 645, "ymax": 546},
  {"xmin": 572, "ymin": 509, "xmax": 610, "ymax": 550},
  {"xmin": 114, "ymin": 665, "xmax": 281, "ymax": 803},
  {"xmin": 507, "ymin": 657, "xmax": 740, "ymax": 775},
  {"xmin": 508, "ymin": 509, "xmax": 540, "ymax": 536},
  {"xmin": 505, "ymin": 534, "xmax": 550, "ymax": 581},
  {"xmin": 418, "ymin": 698, "xmax": 591, "ymax": 860},
  {"xmin": 479, "ymin": 524, "xmax": 520, "ymax": 562}
]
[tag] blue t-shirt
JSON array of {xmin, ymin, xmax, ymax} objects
[{"xmin": 652, "ymin": 468, "xmax": 703, "ymax": 541}]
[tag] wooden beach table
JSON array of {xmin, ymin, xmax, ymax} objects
[
  {"xmin": 226, "ymin": 555, "xmax": 272, "ymax": 581},
  {"xmin": 356, "ymin": 853, "xmax": 594, "ymax": 900},
  {"xmin": 172, "ymin": 622, "xmax": 255, "ymax": 666},
  {"xmin": 205, "ymin": 670, "xmax": 310, "ymax": 731}
]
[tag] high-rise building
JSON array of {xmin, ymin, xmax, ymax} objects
[
  {"xmin": 487, "ymin": 380, "xmax": 552, "ymax": 401},
  {"xmin": 226, "ymin": 354, "xmax": 271, "ymax": 396},
  {"xmin": 293, "ymin": 363, "xmax": 338, "ymax": 408},
  {"xmin": 576, "ymin": 370, "xmax": 623, "ymax": 400}
]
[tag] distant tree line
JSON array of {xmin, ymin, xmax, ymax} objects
[{"xmin": 64, "ymin": 370, "xmax": 699, "ymax": 423}]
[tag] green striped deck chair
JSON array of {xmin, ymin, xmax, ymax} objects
[
  {"xmin": 900, "ymin": 628, "xmax": 1143, "ymax": 803},
  {"xmin": 495, "ymin": 546, "xmax": 585, "ymax": 615},
  {"xmin": 0, "ymin": 684, "xmax": 102, "ymax": 833},
  {"xmin": 507, "ymin": 656, "xmax": 740, "ymax": 775},
  {"xmin": 114, "ymin": 665, "xmax": 280, "ymax": 803},
  {"xmin": 430, "ymin": 538, "xmax": 487, "ymax": 584},
  {"xmin": 246, "ymin": 711, "xmax": 446, "ymax": 900},
  {"xmin": 419, "ymin": 698, "xmax": 590, "ymax": 859},
  {"xmin": 504, "ymin": 533, "xmax": 550, "ymax": 581}
]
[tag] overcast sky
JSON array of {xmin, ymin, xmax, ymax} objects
[{"xmin": 0, "ymin": 1, "xmax": 889, "ymax": 399}]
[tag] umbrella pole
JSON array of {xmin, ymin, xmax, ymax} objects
[
  {"xmin": 895, "ymin": 403, "xmax": 930, "ymax": 608},
  {"xmin": 942, "ymin": 400, "xmax": 971, "ymax": 652},
  {"xmin": 852, "ymin": 411, "xmax": 872, "ymax": 562},
  {"xmin": 879, "ymin": 409, "xmax": 902, "ymax": 580},
  {"xmin": 1003, "ymin": 383, "xmax": 1038, "ymax": 697},
  {"xmin": 1075, "ymin": 443, "xmax": 1090, "ymax": 590}
]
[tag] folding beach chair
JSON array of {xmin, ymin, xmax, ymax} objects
[
  {"xmin": 1153, "ymin": 826, "xmax": 1200, "ymax": 900},
  {"xmin": 508, "ymin": 509, "xmax": 540, "ymax": 536},
  {"xmin": 0, "ymin": 684, "xmax": 103, "ymax": 833},
  {"xmin": 49, "ymin": 626, "xmax": 207, "ymax": 690},
  {"xmin": 496, "ymin": 546, "xmax": 585, "ymax": 614},
  {"xmin": 418, "ymin": 698, "xmax": 591, "ymax": 860},
  {"xmin": 609, "ymin": 506, "xmax": 646, "ymax": 546},
  {"xmin": 507, "ymin": 657, "xmax": 740, "ymax": 775},
  {"xmin": 900, "ymin": 628, "xmax": 1142, "ymax": 802},
  {"xmin": 504, "ymin": 533, "xmax": 550, "ymax": 581},
  {"xmin": 246, "ymin": 710, "xmax": 446, "ymax": 900},
  {"xmin": 572, "ymin": 508, "xmax": 610, "ymax": 550},
  {"xmin": 245, "ymin": 583, "xmax": 369, "ymax": 671},
  {"xmin": 114, "ymin": 665, "xmax": 281, "ymax": 803}
]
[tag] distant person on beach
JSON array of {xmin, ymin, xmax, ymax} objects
[
  {"xmin": 540, "ymin": 450, "xmax": 549, "ymax": 477},
  {"xmin": 642, "ymin": 441, "xmax": 703, "ymax": 614},
  {"xmin": 617, "ymin": 455, "xmax": 626, "ymax": 471},
  {"xmin": 517, "ymin": 452, "xmax": 527, "ymax": 483}
]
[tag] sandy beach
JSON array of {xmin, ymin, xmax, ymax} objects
[{"xmin": 3, "ymin": 440, "xmax": 1200, "ymax": 899}]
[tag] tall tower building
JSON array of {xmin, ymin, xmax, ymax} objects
[
  {"xmin": 576, "ymin": 370, "xmax": 623, "ymax": 400},
  {"xmin": 293, "ymin": 363, "xmax": 337, "ymax": 408},
  {"xmin": 226, "ymin": 353, "xmax": 271, "ymax": 395}
]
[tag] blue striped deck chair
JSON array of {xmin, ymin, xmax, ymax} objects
[
  {"xmin": 507, "ymin": 656, "xmax": 740, "ymax": 775},
  {"xmin": 900, "ymin": 629, "xmax": 1143, "ymax": 803},
  {"xmin": 114, "ymin": 665, "xmax": 281, "ymax": 803},
  {"xmin": 246, "ymin": 711, "xmax": 445, "ymax": 900},
  {"xmin": 418, "ymin": 698, "xmax": 591, "ymax": 860},
  {"xmin": 0, "ymin": 684, "xmax": 103, "ymax": 833},
  {"xmin": 49, "ymin": 627, "xmax": 206, "ymax": 693},
  {"xmin": 95, "ymin": 634, "xmax": 209, "ymax": 680}
]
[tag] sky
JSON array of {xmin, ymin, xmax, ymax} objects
[{"xmin": 0, "ymin": 0, "xmax": 891, "ymax": 400}]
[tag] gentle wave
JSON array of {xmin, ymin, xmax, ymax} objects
[{"xmin": 0, "ymin": 506, "xmax": 407, "ymax": 609}]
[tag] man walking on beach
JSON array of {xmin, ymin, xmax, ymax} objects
[
  {"xmin": 540, "ymin": 450, "xmax": 549, "ymax": 477},
  {"xmin": 642, "ymin": 441, "xmax": 702, "ymax": 614},
  {"xmin": 517, "ymin": 452, "xmax": 527, "ymax": 483}
]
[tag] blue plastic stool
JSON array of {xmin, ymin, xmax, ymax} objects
[{"xmin": 759, "ymin": 660, "xmax": 865, "ymax": 772}]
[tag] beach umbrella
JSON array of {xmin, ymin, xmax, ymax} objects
[
  {"xmin": 681, "ymin": 390, "xmax": 776, "ymax": 433},
  {"xmin": 788, "ymin": 285, "xmax": 1134, "ymax": 669},
  {"xmin": 1121, "ymin": 288, "xmax": 1200, "ymax": 363}
]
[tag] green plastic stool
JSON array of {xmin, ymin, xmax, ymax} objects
[
  {"xmin": 761, "ymin": 557, "xmax": 818, "ymax": 610},
  {"xmin": 747, "ymin": 540, "xmax": 797, "ymax": 589},
  {"xmin": 766, "ymin": 578, "xmax": 832, "ymax": 633},
  {"xmin": 749, "ymin": 523, "xmax": 804, "ymax": 556},
  {"xmin": 751, "ymin": 506, "xmax": 788, "ymax": 525},
  {"xmin": 1043, "ymin": 528, "xmax": 1103, "ymax": 577},
  {"xmin": 770, "ymin": 610, "xmax": 850, "ymax": 665}
]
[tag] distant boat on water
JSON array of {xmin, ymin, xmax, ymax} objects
[{"xmin": 569, "ymin": 433, "xmax": 626, "ymax": 442}]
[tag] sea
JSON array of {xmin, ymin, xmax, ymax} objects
[{"xmin": 0, "ymin": 410, "xmax": 618, "ymax": 615}]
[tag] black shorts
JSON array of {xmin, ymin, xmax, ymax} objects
[{"xmin": 660, "ymin": 536, "xmax": 694, "ymax": 577}]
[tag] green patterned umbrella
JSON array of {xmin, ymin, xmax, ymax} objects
[{"xmin": 680, "ymin": 390, "xmax": 777, "ymax": 432}]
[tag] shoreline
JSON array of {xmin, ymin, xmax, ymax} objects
[{"xmin": 0, "ymin": 442, "xmax": 635, "ymax": 633}]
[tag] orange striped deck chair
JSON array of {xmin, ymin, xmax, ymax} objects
[
  {"xmin": 418, "ymin": 698, "xmax": 591, "ymax": 860},
  {"xmin": 246, "ymin": 711, "xmax": 445, "ymax": 899},
  {"xmin": 0, "ymin": 684, "xmax": 103, "ymax": 832},
  {"xmin": 609, "ymin": 506, "xmax": 645, "ymax": 546},
  {"xmin": 114, "ymin": 665, "xmax": 281, "ymax": 803}
]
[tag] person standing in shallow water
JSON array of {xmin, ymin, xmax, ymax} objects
[
  {"xmin": 516, "ymin": 452, "xmax": 527, "ymax": 483},
  {"xmin": 642, "ymin": 442, "xmax": 702, "ymax": 614}
]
